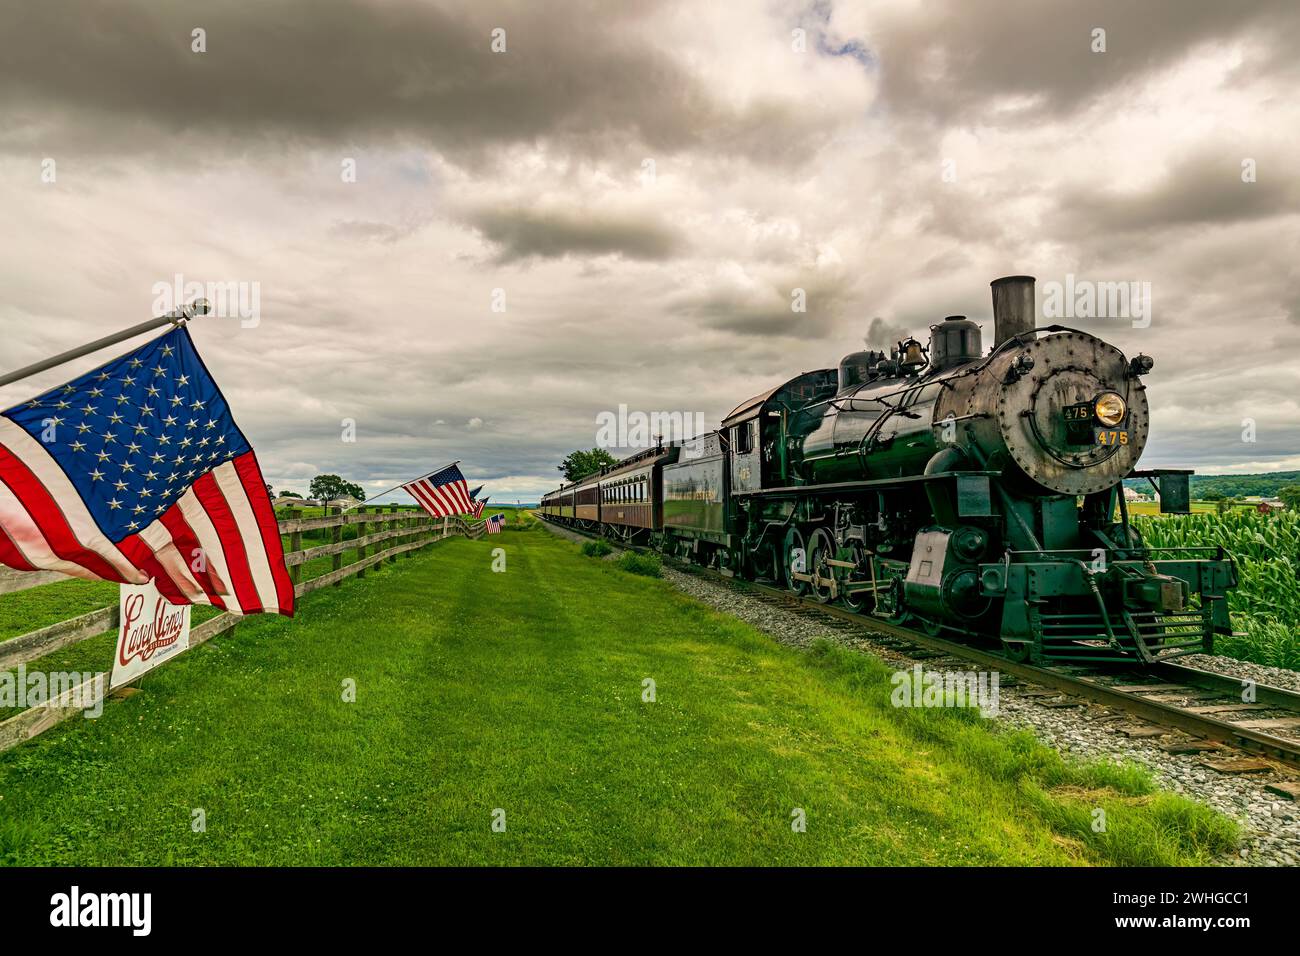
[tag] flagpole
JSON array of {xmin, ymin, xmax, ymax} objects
[
  {"xmin": 352, "ymin": 460, "xmax": 462, "ymax": 510},
  {"xmin": 0, "ymin": 301, "xmax": 212, "ymax": 390}
]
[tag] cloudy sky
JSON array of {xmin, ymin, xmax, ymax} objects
[{"xmin": 1, "ymin": 0, "xmax": 1297, "ymax": 501}]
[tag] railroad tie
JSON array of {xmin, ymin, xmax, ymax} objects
[{"xmin": 1200, "ymin": 757, "xmax": 1274, "ymax": 775}]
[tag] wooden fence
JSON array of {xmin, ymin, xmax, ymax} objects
[{"xmin": 0, "ymin": 507, "xmax": 486, "ymax": 752}]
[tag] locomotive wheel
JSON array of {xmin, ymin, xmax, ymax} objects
[
  {"xmin": 841, "ymin": 542, "xmax": 869, "ymax": 613},
  {"xmin": 807, "ymin": 528, "xmax": 836, "ymax": 604},
  {"xmin": 785, "ymin": 528, "xmax": 808, "ymax": 596}
]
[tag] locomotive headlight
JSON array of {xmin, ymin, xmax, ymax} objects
[{"xmin": 1094, "ymin": 392, "xmax": 1127, "ymax": 426}]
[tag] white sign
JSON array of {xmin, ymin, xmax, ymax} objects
[{"xmin": 111, "ymin": 579, "xmax": 192, "ymax": 689}]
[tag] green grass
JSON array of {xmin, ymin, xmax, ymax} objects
[
  {"xmin": 0, "ymin": 526, "xmax": 1235, "ymax": 866},
  {"xmin": 581, "ymin": 539, "xmax": 613, "ymax": 558},
  {"xmin": 0, "ymin": 578, "xmax": 118, "ymax": 642},
  {"xmin": 615, "ymin": 551, "xmax": 662, "ymax": 577}
]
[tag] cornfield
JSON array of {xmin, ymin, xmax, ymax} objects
[{"xmin": 1134, "ymin": 510, "xmax": 1300, "ymax": 669}]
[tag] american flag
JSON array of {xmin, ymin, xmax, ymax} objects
[
  {"xmin": 0, "ymin": 326, "xmax": 294, "ymax": 616},
  {"xmin": 484, "ymin": 512, "xmax": 506, "ymax": 534},
  {"xmin": 472, "ymin": 494, "xmax": 489, "ymax": 519},
  {"xmin": 400, "ymin": 462, "xmax": 473, "ymax": 517},
  {"xmin": 467, "ymin": 485, "xmax": 483, "ymax": 500}
]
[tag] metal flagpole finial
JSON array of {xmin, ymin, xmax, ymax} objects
[{"xmin": 170, "ymin": 299, "xmax": 211, "ymax": 327}]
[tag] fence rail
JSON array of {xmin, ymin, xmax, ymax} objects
[
  {"xmin": 0, "ymin": 508, "xmax": 486, "ymax": 753},
  {"xmin": 0, "ymin": 567, "xmax": 66, "ymax": 595}
]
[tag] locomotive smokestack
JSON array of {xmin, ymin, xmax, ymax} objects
[{"xmin": 990, "ymin": 275, "xmax": 1036, "ymax": 346}]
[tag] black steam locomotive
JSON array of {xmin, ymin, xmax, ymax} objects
[{"xmin": 541, "ymin": 276, "xmax": 1236, "ymax": 665}]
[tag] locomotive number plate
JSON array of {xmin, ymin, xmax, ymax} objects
[
  {"xmin": 1063, "ymin": 402, "xmax": 1096, "ymax": 445},
  {"xmin": 1095, "ymin": 428, "xmax": 1128, "ymax": 446}
]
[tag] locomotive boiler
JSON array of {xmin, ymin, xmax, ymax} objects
[{"xmin": 542, "ymin": 275, "xmax": 1236, "ymax": 665}]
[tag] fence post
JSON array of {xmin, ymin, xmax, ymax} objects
[
  {"xmin": 356, "ymin": 507, "xmax": 368, "ymax": 579},
  {"xmin": 330, "ymin": 507, "xmax": 343, "ymax": 587},
  {"xmin": 289, "ymin": 529, "xmax": 302, "ymax": 589},
  {"xmin": 388, "ymin": 504, "xmax": 398, "ymax": 563}
]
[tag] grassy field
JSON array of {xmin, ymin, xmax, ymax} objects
[{"xmin": 0, "ymin": 516, "xmax": 1234, "ymax": 866}]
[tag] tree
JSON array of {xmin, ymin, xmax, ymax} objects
[
  {"xmin": 265, "ymin": 483, "xmax": 274, "ymax": 499},
  {"xmin": 1215, "ymin": 497, "xmax": 1237, "ymax": 516},
  {"xmin": 309, "ymin": 474, "xmax": 366, "ymax": 503},
  {"xmin": 558, "ymin": 448, "xmax": 618, "ymax": 482},
  {"xmin": 279, "ymin": 491, "xmax": 303, "ymax": 499},
  {"xmin": 1278, "ymin": 485, "xmax": 1300, "ymax": 512}
]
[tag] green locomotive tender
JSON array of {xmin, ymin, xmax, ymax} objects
[{"xmin": 542, "ymin": 275, "xmax": 1235, "ymax": 665}]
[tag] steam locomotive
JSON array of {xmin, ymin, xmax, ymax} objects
[{"xmin": 541, "ymin": 276, "xmax": 1236, "ymax": 665}]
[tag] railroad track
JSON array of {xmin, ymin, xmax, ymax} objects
[{"xmin": 538, "ymin": 515, "xmax": 1300, "ymax": 770}]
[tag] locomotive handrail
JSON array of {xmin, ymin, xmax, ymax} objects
[
  {"xmin": 730, "ymin": 470, "xmax": 1000, "ymax": 497},
  {"xmin": 1003, "ymin": 546, "xmax": 1226, "ymax": 556},
  {"xmin": 1134, "ymin": 546, "xmax": 1230, "ymax": 554}
]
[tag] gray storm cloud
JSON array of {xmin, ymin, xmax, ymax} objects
[
  {"xmin": 0, "ymin": 0, "xmax": 830, "ymax": 167},
  {"xmin": 870, "ymin": 0, "xmax": 1300, "ymax": 121},
  {"xmin": 464, "ymin": 205, "xmax": 685, "ymax": 263}
]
